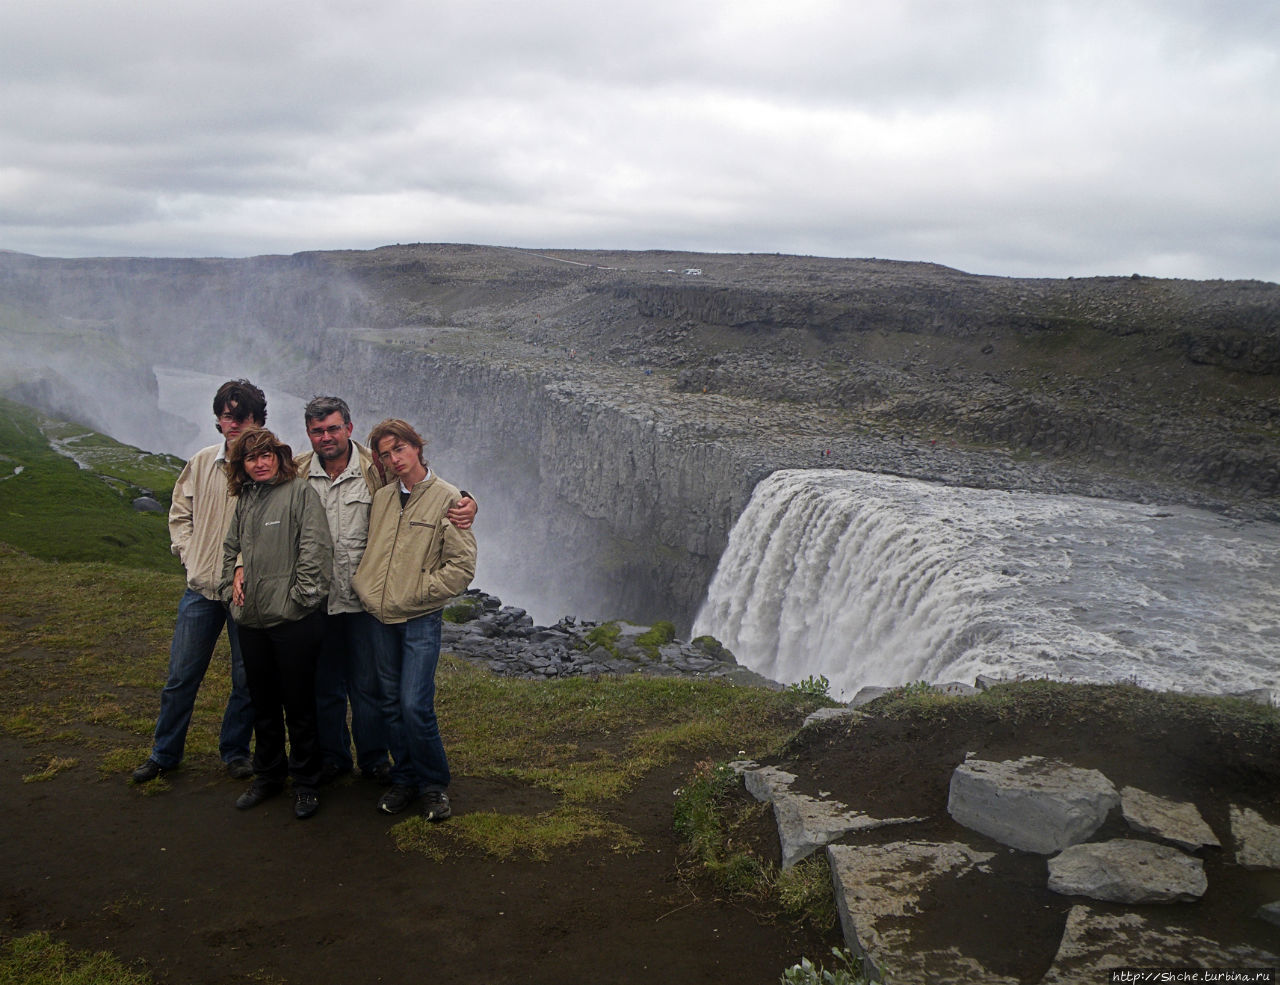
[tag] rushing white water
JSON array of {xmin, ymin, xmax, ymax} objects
[{"xmin": 693, "ymin": 469, "xmax": 1280, "ymax": 699}]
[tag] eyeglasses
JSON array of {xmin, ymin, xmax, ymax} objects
[
  {"xmin": 378, "ymin": 443, "xmax": 412, "ymax": 462},
  {"xmin": 307, "ymin": 425, "xmax": 346, "ymax": 438}
]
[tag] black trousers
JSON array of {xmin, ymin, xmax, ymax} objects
[{"xmin": 238, "ymin": 611, "xmax": 325, "ymax": 791}]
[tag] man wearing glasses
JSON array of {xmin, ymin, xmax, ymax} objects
[
  {"xmin": 298, "ymin": 397, "xmax": 476, "ymax": 787},
  {"xmin": 133, "ymin": 380, "xmax": 264, "ymax": 783}
]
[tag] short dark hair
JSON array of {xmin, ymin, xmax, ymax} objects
[
  {"xmin": 226, "ymin": 428, "xmax": 298, "ymax": 497},
  {"xmin": 304, "ymin": 395, "xmax": 351, "ymax": 426},
  {"xmin": 213, "ymin": 379, "xmax": 267, "ymax": 427}
]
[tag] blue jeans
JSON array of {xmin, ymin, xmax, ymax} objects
[
  {"xmin": 149, "ymin": 588, "xmax": 255, "ymax": 769},
  {"xmin": 369, "ymin": 610, "xmax": 449, "ymax": 792},
  {"xmin": 315, "ymin": 611, "xmax": 390, "ymax": 774}
]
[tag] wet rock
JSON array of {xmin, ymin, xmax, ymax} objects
[
  {"xmin": 1231, "ymin": 805, "xmax": 1280, "ymax": 870},
  {"xmin": 1047, "ymin": 839, "xmax": 1207, "ymax": 903},
  {"xmin": 948, "ymin": 756, "xmax": 1119, "ymax": 854},
  {"xmin": 1120, "ymin": 786, "xmax": 1220, "ymax": 851}
]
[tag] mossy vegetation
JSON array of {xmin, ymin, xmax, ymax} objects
[
  {"xmin": 635, "ymin": 619, "xmax": 675, "ymax": 657},
  {"xmin": 0, "ymin": 931, "xmax": 153, "ymax": 985},
  {"xmin": 673, "ymin": 759, "xmax": 838, "ymax": 932}
]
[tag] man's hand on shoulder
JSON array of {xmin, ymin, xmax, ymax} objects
[{"xmin": 447, "ymin": 496, "xmax": 478, "ymax": 530}]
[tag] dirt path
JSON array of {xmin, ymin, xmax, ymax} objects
[{"xmin": 1, "ymin": 739, "xmax": 832, "ymax": 984}]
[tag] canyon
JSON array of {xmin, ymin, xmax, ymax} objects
[{"xmin": 1, "ymin": 243, "xmax": 1277, "ymax": 629}]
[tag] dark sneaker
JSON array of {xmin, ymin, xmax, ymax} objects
[
  {"xmin": 225, "ymin": 757, "xmax": 254, "ymax": 780},
  {"xmin": 319, "ymin": 761, "xmax": 351, "ymax": 786},
  {"xmin": 361, "ymin": 762, "xmax": 392, "ymax": 786},
  {"xmin": 378, "ymin": 783, "xmax": 417, "ymax": 815},
  {"xmin": 294, "ymin": 790, "xmax": 320, "ymax": 820},
  {"xmin": 235, "ymin": 782, "xmax": 282, "ymax": 810},
  {"xmin": 421, "ymin": 790, "xmax": 451, "ymax": 823},
  {"xmin": 131, "ymin": 758, "xmax": 168, "ymax": 783}
]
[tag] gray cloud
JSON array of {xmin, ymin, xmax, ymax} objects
[{"xmin": 2, "ymin": 0, "xmax": 1276, "ymax": 280}]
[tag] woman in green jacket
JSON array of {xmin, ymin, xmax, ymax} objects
[{"xmin": 220, "ymin": 428, "xmax": 332, "ymax": 819}]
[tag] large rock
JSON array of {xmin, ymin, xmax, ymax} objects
[
  {"xmin": 1231, "ymin": 805, "xmax": 1280, "ymax": 870},
  {"xmin": 947, "ymin": 756, "xmax": 1119, "ymax": 854},
  {"xmin": 1047, "ymin": 839, "xmax": 1207, "ymax": 903},
  {"xmin": 1120, "ymin": 786, "xmax": 1219, "ymax": 851},
  {"xmin": 827, "ymin": 841, "xmax": 1019, "ymax": 985}
]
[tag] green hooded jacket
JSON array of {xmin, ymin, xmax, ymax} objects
[{"xmin": 219, "ymin": 477, "xmax": 333, "ymax": 628}]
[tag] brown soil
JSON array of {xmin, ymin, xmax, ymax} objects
[
  {"xmin": 5, "ymin": 685, "xmax": 1280, "ymax": 984},
  {"xmin": 765, "ymin": 688, "xmax": 1280, "ymax": 980},
  {"xmin": 0, "ymin": 734, "xmax": 834, "ymax": 985}
]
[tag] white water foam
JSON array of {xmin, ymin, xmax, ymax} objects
[{"xmin": 692, "ymin": 469, "xmax": 1280, "ymax": 699}]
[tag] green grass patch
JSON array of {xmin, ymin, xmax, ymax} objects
[
  {"xmin": 393, "ymin": 805, "xmax": 640, "ymax": 861},
  {"xmin": 862, "ymin": 677, "xmax": 1280, "ymax": 736},
  {"xmin": 673, "ymin": 759, "xmax": 837, "ymax": 930},
  {"xmin": 0, "ymin": 931, "xmax": 153, "ymax": 985},
  {"xmin": 581, "ymin": 620, "xmax": 621, "ymax": 655},
  {"xmin": 442, "ymin": 660, "xmax": 817, "ymax": 804},
  {"xmin": 0, "ymin": 398, "xmax": 182, "ymax": 571},
  {"xmin": 635, "ymin": 620, "xmax": 676, "ymax": 658}
]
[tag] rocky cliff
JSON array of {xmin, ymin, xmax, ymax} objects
[{"xmin": 2, "ymin": 244, "xmax": 1277, "ymax": 627}]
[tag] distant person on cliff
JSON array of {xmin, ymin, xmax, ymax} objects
[
  {"xmin": 219, "ymin": 427, "xmax": 332, "ymax": 819},
  {"xmin": 352, "ymin": 419, "xmax": 477, "ymax": 821},
  {"xmin": 294, "ymin": 396, "xmax": 476, "ymax": 787},
  {"xmin": 132, "ymin": 380, "xmax": 264, "ymax": 784}
]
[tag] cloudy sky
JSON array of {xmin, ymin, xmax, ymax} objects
[{"xmin": 3, "ymin": 0, "xmax": 1277, "ymax": 281}]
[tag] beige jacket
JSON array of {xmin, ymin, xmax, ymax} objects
[
  {"xmin": 352, "ymin": 471, "xmax": 477, "ymax": 624},
  {"xmin": 296, "ymin": 441, "xmax": 386, "ymax": 614},
  {"xmin": 168, "ymin": 442, "xmax": 237, "ymax": 600}
]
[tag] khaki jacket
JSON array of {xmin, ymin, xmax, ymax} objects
[
  {"xmin": 353, "ymin": 471, "xmax": 477, "ymax": 624},
  {"xmin": 168, "ymin": 442, "xmax": 237, "ymax": 600},
  {"xmin": 219, "ymin": 477, "xmax": 333, "ymax": 629},
  {"xmin": 296, "ymin": 441, "xmax": 387, "ymax": 614}
]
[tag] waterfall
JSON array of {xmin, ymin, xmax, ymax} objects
[{"xmin": 693, "ymin": 469, "xmax": 1280, "ymax": 699}]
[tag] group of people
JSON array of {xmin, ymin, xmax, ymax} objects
[{"xmin": 131, "ymin": 380, "xmax": 478, "ymax": 822}]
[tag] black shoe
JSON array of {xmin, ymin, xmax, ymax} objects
[
  {"xmin": 225, "ymin": 757, "xmax": 254, "ymax": 780},
  {"xmin": 421, "ymin": 790, "xmax": 452, "ymax": 822},
  {"xmin": 131, "ymin": 758, "xmax": 167, "ymax": 783},
  {"xmin": 361, "ymin": 762, "xmax": 392, "ymax": 786},
  {"xmin": 235, "ymin": 782, "xmax": 282, "ymax": 810},
  {"xmin": 294, "ymin": 790, "xmax": 320, "ymax": 820},
  {"xmin": 378, "ymin": 783, "xmax": 417, "ymax": 815},
  {"xmin": 319, "ymin": 761, "xmax": 351, "ymax": 786}
]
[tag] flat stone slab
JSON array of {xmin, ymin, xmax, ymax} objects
[
  {"xmin": 737, "ymin": 763, "xmax": 922, "ymax": 867},
  {"xmin": 1121, "ymin": 786, "xmax": 1220, "ymax": 850},
  {"xmin": 827, "ymin": 841, "xmax": 1019, "ymax": 985},
  {"xmin": 1231, "ymin": 805, "xmax": 1280, "ymax": 871},
  {"xmin": 1048, "ymin": 839, "xmax": 1207, "ymax": 903},
  {"xmin": 771, "ymin": 793, "xmax": 923, "ymax": 868},
  {"xmin": 948, "ymin": 756, "xmax": 1119, "ymax": 854},
  {"xmin": 738, "ymin": 764, "xmax": 797, "ymax": 802},
  {"xmin": 1040, "ymin": 904, "xmax": 1279, "ymax": 982}
]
